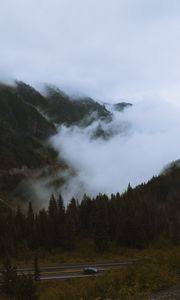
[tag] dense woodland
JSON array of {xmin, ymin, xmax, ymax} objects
[{"xmin": 0, "ymin": 163, "xmax": 179, "ymax": 257}]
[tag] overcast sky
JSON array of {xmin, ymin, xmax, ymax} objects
[{"xmin": 1, "ymin": 0, "xmax": 180, "ymax": 102}]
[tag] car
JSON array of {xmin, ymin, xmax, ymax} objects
[{"xmin": 83, "ymin": 267, "xmax": 98, "ymax": 275}]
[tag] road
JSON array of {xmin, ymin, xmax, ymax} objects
[{"xmin": 1, "ymin": 260, "xmax": 136, "ymax": 281}]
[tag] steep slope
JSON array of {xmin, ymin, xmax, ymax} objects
[
  {"xmin": 0, "ymin": 84, "xmax": 56, "ymax": 170},
  {"xmin": 0, "ymin": 83, "xmax": 59, "ymax": 202},
  {"xmin": 16, "ymin": 82, "xmax": 111, "ymax": 125}
]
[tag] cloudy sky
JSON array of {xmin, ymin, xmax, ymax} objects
[{"xmin": 1, "ymin": 0, "xmax": 180, "ymax": 102}]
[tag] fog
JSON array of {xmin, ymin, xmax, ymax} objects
[{"xmin": 50, "ymin": 98, "xmax": 180, "ymax": 202}]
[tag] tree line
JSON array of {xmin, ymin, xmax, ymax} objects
[{"xmin": 0, "ymin": 165, "xmax": 180, "ymax": 256}]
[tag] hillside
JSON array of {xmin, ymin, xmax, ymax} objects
[
  {"xmin": 16, "ymin": 81, "xmax": 111, "ymax": 125},
  {"xmin": 0, "ymin": 84, "xmax": 56, "ymax": 170},
  {"xmin": 0, "ymin": 82, "xmax": 115, "ymax": 171},
  {"xmin": 0, "ymin": 81, "xmax": 127, "ymax": 203}
]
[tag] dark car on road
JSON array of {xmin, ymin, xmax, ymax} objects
[{"xmin": 83, "ymin": 267, "xmax": 98, "ymax": 275}]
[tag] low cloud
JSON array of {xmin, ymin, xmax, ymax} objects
[{"xmin": 50, "ymin": 98, "xmax": 180, "ymax": 203}]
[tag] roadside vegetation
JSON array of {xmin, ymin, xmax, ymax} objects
[
  {"xmin": 38, "ymin": 247, "xmax": 180, "ymax": 300},
  {"xmin": 0, "ymin": 246, "xmax": 179, "ymax": 299}
]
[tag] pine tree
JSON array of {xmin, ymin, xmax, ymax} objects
[
  {"xmin": 48, "ymin": 194, "xmax": 59, "ymax": 247},
  {"xmin": 93, "ymin": 195, "xmax": 110, "ymax": 252},
  {"xmin": 36, "ymin": 209, "xmax": 49, "ymax": 249},
  {"xmin": 57, "ymin": 194, "xmax": 66, "ymax": 247},
  {"xmin": 33, "ymin": 257, "xmax": 40, "ymax": 281},
  {"xmin": 15, "ymin": 206, "xmax": 26, "ymax": 242},
  {"xmin": 57, "ymin": 194, "xmax": 65, "ymax": 218},
  {"xmin": 27, "ymin": 202, "xmax": 35, "ymax": 248},
  {"xmin": 48, "ymin": 194, "xmax": 58, "ymax": 217}
]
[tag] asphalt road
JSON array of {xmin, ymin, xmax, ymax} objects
[{"xmin": 4, "ymin": 260, "xmax": 136, "ymax": 281}]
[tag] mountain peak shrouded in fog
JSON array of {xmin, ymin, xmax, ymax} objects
[
  {"xmin": 0, "ymin": 81, "xmax": 133, "ymax": 205},
  {"xmin": 0, "ymin": 81, "xmax": 118, "ymax": 169},
  {"xmin": 1, "ymin": 79, "xmax": 180, "ymax": 207},
  {"xmin": 1, "ymin": 80, "xmax": 180, "ymax": 206},
  {"xmin": 114, "ymin": 102, "xmax": 133, "ymax": 112}
]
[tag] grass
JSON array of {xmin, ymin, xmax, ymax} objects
[{"xmin": 0, "ymin": 239, "xmax": 139, "ymax": 268}]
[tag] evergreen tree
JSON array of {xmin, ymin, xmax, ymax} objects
[
  {"xmin": 48, "ymin": 194, "xmax": 58, "ymax": 216},
  {"xmin": 57, "ymin": 194, "xmax": 66, "ymax": 247},
  {"xmin": 33, "ymin": 257, "xmax": 40, "ymax": 281},
  {"xmin": 36, "ymin": 209, "xmax": 49, "ymax": 249},
  {"xmin": 48, "ymin": 194, "xmax": 59, "ymax": 247},
  {"xmin": 93, "ymin": 195, "xmax": 110, "ymax": 252},
  {"xmin": 15, "ymin": 206, "xmax": 26, "ymax": 242},
  {"xmin": 27, "ymin": 202, "xmax": 35, "ymax": 248},
  {"xmin": 57, "ymin": 194, "xmax": 65, "ymax": 218}
]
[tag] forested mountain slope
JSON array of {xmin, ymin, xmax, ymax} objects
[
  {"xmin": 0, "ymin": 81, "xmax": 115, "ymax": 171},
  {"xmin": 0, "ymin": 81, "xmax": 121, "ymax": 203},
  {"xmin": 0, "ymin": 84, "xmax": 56, "ymax": 170},
  {"xmin": 16, "ymin": 81, "xmax": 111, "ymax": 125}
]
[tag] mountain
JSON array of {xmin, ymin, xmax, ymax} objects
[
  {"xmin": 0, "ymin": 83, "xmax": 56, "ymax": 170},
  {"xmin": 16, "ymin": 82, "xmax": 111, "ymax": 126},
  {"xmin": 0, "ymin": 83, "xmax": 59, "ymax": 202},
  {"xmin": 0, "ymin": 81, "xmax": 132, "ymax": 203},
  {"xmin": 113, "ymin": 102, "xmax": 132, "ymax": 111},
  {"xmin": 0, "ymin": 81, "xmax": 116, "ymax": 171}
]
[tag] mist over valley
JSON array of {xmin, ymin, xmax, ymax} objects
[{"xmin": 0, "ymin": 81, "xmax": 180, "ymax": 207}]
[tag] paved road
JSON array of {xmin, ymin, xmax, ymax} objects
[{"xmin": 1, "ymin": 260, "xmax": 136, "ymax": 281}]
